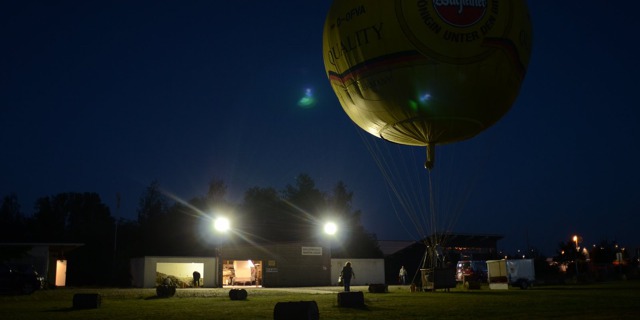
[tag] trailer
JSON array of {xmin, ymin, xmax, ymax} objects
[{"xmin": 486, "ymin": 259, "xmax": 535, "ymax": 289}]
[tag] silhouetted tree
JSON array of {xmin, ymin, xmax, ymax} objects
[
  {"xmin": 31, "ymin": 195, "xmax": 68, "ymax": 242},
  {"xmin": 135, "ymin": 180, "xmax": 171, "ymax": 256},
  {"xmin": 2, "ymin": 173, "xmax": 387, "ymax": 285},
  {"xmin": 30, "ymin": 192, "xmax": 114, "ymax": 285},
  {"xmin": 328, "ymin": 181, "xmax": 353, "ymax": 214},
  {"xmin": 590, "ymin": 240, "xmax": 617, "ymax": 265},
  {"xmin": 327, "ymin": 181, "xmax": 383, "ymax": 258},
  {"xmin": 279, "ymin": 174, "xmax": 328, "ymax": 241},
  {"xmin": 183, "ymin": 178, "xmax": 235, "ymax": 253},
  {"xmin": 133, "ymin": 179, "xmax": 235, "ymax": 257},
  {"xmin": 65, "ymin": 193, "xmax": 113, "ymax": 241},
  {"xmin": 206, "ymin": 178, "xmax": 228, "ymax": 206},
  {"xmin": 137, "ymin": 180, "xmax": 169, "ymax": 225},
  {"xmin": 238, "ymin": 174, "xmax": 383, "ymax": 257},
  {"xmin": 111, "ymin": 217, "xmax": 139, "ymax": 286},
  {"xmin": 555, "ymin": 241, "xmax": 588, "ymax": 278},
  {"xmin": 240, "ymin": 186, "xmax": 290, "ymax": 242},
  {"xmin": 0, "ymin": 193, "xmax": 27, "ymax": 242},
  {"xmin": 158, "ymin": 201, "xmax": 216, "ymax": 256},
  {"xmin": 334, "ymin": 223, "xmax": 383, "ymax": 258},
  {"xmin": 282, "ymin": 174, "xmax": 326, "ymax": 212}
]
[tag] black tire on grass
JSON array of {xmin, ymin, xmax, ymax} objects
[
  {"xmin": 337, "ymin": 291, "xmax": 364, "ymax": 308},
  {"xmin": 156, "ymin": 285, "xmax": 176, "ymax": 298},
  {"xmin": 368, "ymin": 283, "xmax": 388, "ymax": 293},
  {"xmin": 229, "ymin": 288, "xmax": 248, "ymax": 300},
  {"xmin": 273, "ymin": 301, "xmax": 319, "ymax": 320},
  {"xmin": 73, "ymin": 293, "xmax": 101, "ymax": 309}
]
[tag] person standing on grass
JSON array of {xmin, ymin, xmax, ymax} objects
[
  {"xmin": 399, "ymin": 266, "xmax": 407, "ymax": 285},
  {"xmin": 340, "ymin": 261, "xmax": 355, "ymax": 292}
]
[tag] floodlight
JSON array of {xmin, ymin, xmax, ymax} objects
[
  {"xmin": 324, "ymin": 222, "xmax": 337, "ymax": 235},
  {"xmin": 214, "ymin": 217, "xmax": 230, "ymax": 232}
]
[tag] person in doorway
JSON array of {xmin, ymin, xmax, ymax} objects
[
  {"xmin": 399, "ymin": 266, "xmax": 407, "ymax": 285},
  {"xmin": 340, "ymin": 261, "xmax": 355, "ymax": 292},
  {"xmin": 193, "ymin": 271, "xmax": 201, "ymax": 288}
]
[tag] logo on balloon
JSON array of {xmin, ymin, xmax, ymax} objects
[
  {"xmin": 432, "ymin": 0, "xmax": 487, "ymax": 27},
  {"xmin": 401, "ymin": 0, "xmax": 504, "ymax": 64}
]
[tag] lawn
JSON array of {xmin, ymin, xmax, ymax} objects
[{"xmin": 1, "ymin": 281, "xmax": 638, "ymax": 319}]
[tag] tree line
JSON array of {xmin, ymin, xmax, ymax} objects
[{"xmin": 0, "ymin": 173, "xmax": 382, "ymax": 286}]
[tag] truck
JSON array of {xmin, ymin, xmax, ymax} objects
[{"xmin": 486, "ymin": 259, "xmax": 535, "ymax": 289}]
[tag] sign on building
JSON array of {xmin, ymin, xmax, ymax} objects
[{"xmin": 301, "ymin": 246, "xmax": 322, "ymax": 255}]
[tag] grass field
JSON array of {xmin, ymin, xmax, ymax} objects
[{"xmin": 1, "ymin": 281, "xmax": 639, "ymax": 319}]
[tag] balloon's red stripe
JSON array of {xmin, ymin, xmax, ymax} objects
[{"xmin": 327, "ymin": 50, "xmax": 429, "ymax": 84}]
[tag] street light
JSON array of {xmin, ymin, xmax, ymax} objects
[
  {"xmin": 212, "ymin": 216, "xmax": 231, "ymax": 288},
  {"xmin": 572, "ymin": 234, "xmax": 581, "ymax": 276}
]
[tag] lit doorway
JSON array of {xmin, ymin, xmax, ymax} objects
[
  {"xmin": 222, "ymin": 260, "xmax": 262, "ymax": 286},
  {"xmin": 55, "ymin": 260, "xmax": 67, "ymax": 287}
]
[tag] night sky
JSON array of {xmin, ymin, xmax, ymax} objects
[{"xmin": 2, "ymin": 1, "xmax": 639, "ymax": 256}]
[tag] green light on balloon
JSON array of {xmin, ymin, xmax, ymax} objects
[
  {"xmin": 408, "ymin": 100, "xmax": 418, "ymax": 111},
  {"xmin": 297, "ymin": 88, "xmax": 316, "ymax": 108}
]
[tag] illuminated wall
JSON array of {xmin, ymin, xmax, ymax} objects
[{"xmin": 331, "ymin": 259, "xmax": 385, "ymax": 286}]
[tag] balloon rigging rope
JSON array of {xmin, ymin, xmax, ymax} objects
[
  {"xmin": 357, "ymin": 129, "xmax": 424, "ymax": 240},
  {"xmin": 428, "ymin": 169, "xmax": 438, "ymax": 241},
  {"xmin": 355, "ymin": 124, "xmax": 490, "ymax": 251}
]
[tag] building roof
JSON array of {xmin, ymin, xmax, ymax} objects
[
  {"xmin": 0, "ymin": 242, "xmax": 84, "ymax": 252},
  {"xmin": 436, "ymin": 233, "xmax": 504, "ymax": 248},
  {"xmin": 379, "ymin": 233, "xmax": 504, "ymax": 256},
  {"xmin": 378, "ymin": 240, "xmax": 418, "ymax": 256}
]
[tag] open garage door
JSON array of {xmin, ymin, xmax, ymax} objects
[
  {"xmin": 223, "ymin": 260, "xmax": 262, "ymax": 286},
  {"xmin": 130, "ymin": 257, "xmax": 218, "ymax": 288},
  {"xmin": 156, "ymin": 262, "xmax": 204, "ymax": 287}
]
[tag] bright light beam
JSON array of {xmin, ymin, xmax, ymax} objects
[
  {"xmin": 324, "ymin": 222, "xmax": 337, "ymax": 235},
  {"xmin": 214, "ymin": 217, "xmax": 230, "ymax": 232}
]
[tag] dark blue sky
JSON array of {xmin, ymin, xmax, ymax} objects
[{"xmin": 2, "ymin": 1, "xmax": 639, "ymax": 256}]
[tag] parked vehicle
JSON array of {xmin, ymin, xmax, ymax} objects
[
  {"xmin": 486, "ymin": 259, "xmax": 535, "ymax": 289},
  {"xmin": 0, "ymin": 263, "xmax": 43, "ymax": 294},
  {"xmin": 455, "ymin": 260, "xmax": 487, "ymax": 282}
]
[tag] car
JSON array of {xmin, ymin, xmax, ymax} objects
[
  {"xmin": 456, "ymin": 260, "xmax": 488, "ymax": 283},
  {"xmin": 0, "ymin": 263, "xmax": 43, "ymax": 294}
]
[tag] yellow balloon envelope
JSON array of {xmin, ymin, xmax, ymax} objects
[{"xmin": 323, "ymin": 0, "xmax": 533, "ymax": 168}]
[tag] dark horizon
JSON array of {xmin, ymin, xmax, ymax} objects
[{"xmin": 2, "ymin": 1, "xmax": 639, "ymax": 257}]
